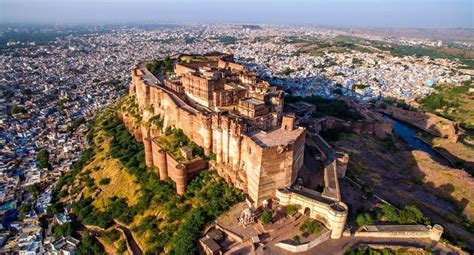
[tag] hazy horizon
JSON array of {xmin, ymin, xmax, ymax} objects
[{"xmin": 1, "ymin": 0, "xmax": 473, "ymax": 29}]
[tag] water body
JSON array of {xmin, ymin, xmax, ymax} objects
[{"xmin": 383, "ymin": 114, "xmax": 440, "ymax": 158}]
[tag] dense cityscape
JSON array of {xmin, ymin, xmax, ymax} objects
[{"xmin": 0, "ymin": 21, "xmax": 473, "ymax": 255}]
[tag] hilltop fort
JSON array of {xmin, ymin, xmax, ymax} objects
[
  {"xmin": 123, "ymin": 53, "xmax": 353, "ymax": 239},
  {"xmin": 128, "ymin": 53, "xmax": 306, "ymax": 203}
]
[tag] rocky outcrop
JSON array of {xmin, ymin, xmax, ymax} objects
[{"xmin": 119, "ymin": 112, "xmax": 143, "ymax": 141}]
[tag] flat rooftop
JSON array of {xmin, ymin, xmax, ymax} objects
[
  {"xmin": 249, "ymin": 127, "xmax": 305, "ymax": 148},
  {"xmin": 243, "ymin": 98, "xmax": 265, "ymax": 106},
  {"xmin": 224, "ymin": 83, "xmax": 246, "ymax": 91}
]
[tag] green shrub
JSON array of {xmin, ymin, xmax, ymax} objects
[
  {"xmin": 300, "ymin": 219, "xmax": 321, "ymax": 235},
  {"xmin": 356, "ymin": 213, "xmax": 373, "ymax": 227},
  {"xmin": 382, "ymin": 204, "xmax": 399, "ymax": 222},
  {"xmin": 37, "ymin": 149, "xmax": 52, "ymax": 170},
  {"xmin": 381, "ymin": 204, "xmax": 430, "ymax": 225},
  {"xmin": 398, "ymin": 205, "xmax": 424, "ymax": 224},
  {"xmin": 101, "ymin": 229, "xmax": 121, "ymax": 244},
  {"xmin": 77, "ymin": 232, "xmax": 104, "ymax": 255},
  {"xmin": 52, "ymin": 222, "xmax": 74, "ymax": 238},
  {"xmin": 287, "ymin": 205, "xmax": 297, "ymax": 215},
  {"xmin": 261, "ymin": 210, "xmax": 272, "ymax": 224},
  {"xmin": 292, "ymin": 235, "xmax": 300, "ymax": 244},
  {"xmin": 99, "ymin": 178, "xmax": 111, "ymax": 185},
  {"xmin": 117, "ymin": 240, "xmax": 127, "ymax": 253}
]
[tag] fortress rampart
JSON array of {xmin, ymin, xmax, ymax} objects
[
  {"xmin": 146, "ymin": 136, "xmax": 208, "ymax": 195},
  {"xmin": 355, "ymin": 224, "xmax": 444, "ymax": 241},
  {"xmin": 274, "ymin": 133, "xmax": 349, "ymax": 239},
  {"xmin": 276, "ymin": 188, "xmax": 348, "ymax": 239}
]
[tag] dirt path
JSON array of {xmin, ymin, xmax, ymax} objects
[
  {"xmin": 116, "ymin": 225, "xmax": 143, "ymax": 255},
  {"xmin": 82, "ymin": 222, "xmax": 143, "ymax": 255}
]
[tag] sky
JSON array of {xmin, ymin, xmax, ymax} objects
[{"xmin": 1, "ymin": 0, "xmax": 472, "ymax": 28}]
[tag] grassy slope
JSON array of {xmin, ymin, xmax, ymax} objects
[
  {"xmin": 432, "ymin": 137, "xmax": 474, "ymax": 164},
  {"xmin": 63, "ymin": 98, "xmax": 244, "ymax": 254},
  {"xmin": 421, "ymin": 83, "xmax": 474, "ymax": 128},
  {"xmin": 82, "ymin": 130, "xmax": 140, "ymax": 211},
  {"xmin": 411, "ymin": 150, "xmax": 474, "ymax": 220},
  {"xmin": 419, "ymin": 83, "xmax": 474, "ymax": 170}
]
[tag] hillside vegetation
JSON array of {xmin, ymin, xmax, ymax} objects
[
  {"xmin": 419, "ymin": 81, "xmax": 474, "ymax": 130},
  {"xmin": 52, "ymin": 98, "xmax": 244, "ymax": 254}
]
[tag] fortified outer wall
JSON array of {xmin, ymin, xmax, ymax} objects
[
  {"xmin": 159, "ymin": 143, "xmax": 208, "ymax": 195},
  {"xmin": 355, "ymin": 224, "xmax": 444, "ymax": 241},
  {"xmin": 141, "ymin": 126, "xmax": 208, "ymax": 195},
  {"xmin": 276, "ymin": 188, "xmax": 348, "ymax": 239},
  {"xmin": 314, "ymin": 116, "xmax": 392, "ymax": 139},
  {"xmin": 274, "ymin": 134, "xmax": 349, "ymax": 240}
]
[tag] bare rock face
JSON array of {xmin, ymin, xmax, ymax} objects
[
  {"xmin": 373, "ymin": 120, "xmax": 393, "ymax": 139},
  {"xmin": 213, "ymin": 163, "xmax": 248, "ymax": 192},
  {"xmin": 119, "ymin": 112, "xmax": 143, "ymax": 141}
]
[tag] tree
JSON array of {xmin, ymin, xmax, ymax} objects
[
  {"xmin": 37, "ymin": 149, "xmax": 52, "ymax": 170},
  {"xmin": 356, "ymin": 213, "xmax": 373, "ymax": 227},
  {"xmin": 261, "ymin": 210, "xmax": 272, "ymax": 224},
  {"xmin": 398, "ymin": 205, "xmax": 424, "ymax": 224},
  {"xmin": 67, "ymin": 117, "xmax": 86, "ymax": 133},
  {"xmin": 300, "ymin": 219, "xmax": 321, "ymax": 235},
  {"xmin": 382, "ymin": 204, "xmax": 399, "ymax": 222},
  {"xmin": 53, "ymin": 222, "xmax": 74, "ymax": 238},
  {"xmin": 77, "ymin": 232, "xmax": 104, "ymax": 255},
  {"xmin": 27, "ymin": 183, "xmax": 42, "ymax": 199},
  {"xmin": 99, "ymin": 178, "xmax": 110, "ymax": 185},
  {"xmin": 163, "ymin": 56, "xmax": 173, "ymax": 73},
  {"xmin": 287, "ymin": 205, "xmax": 297, "ymax": 215},
  {"xmin": 146, "ymin": 58, "xmax": 160, "ymax": 76},
  {"xmin": 280, "ymin": 67, "xmax": 294, "ymax": 75},
  {"xmin": 10, "ymin": 105, "xmax": 27, "ymax": 115},
  {"xmin": 5, "ymin": 90, "xmax": 14, "ymax": 98},
  {"xmin": 292, "ymin": 235, "xmax": 301, "ymax": 244},
  {"xmin": 18, "ymin": 203, "xmax": 32, "ymax": 220}
]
